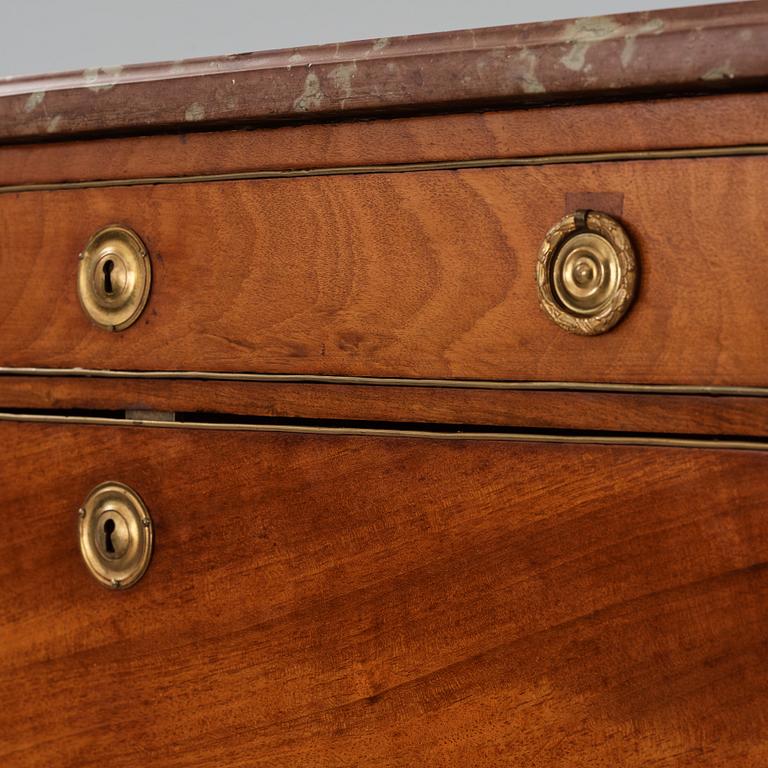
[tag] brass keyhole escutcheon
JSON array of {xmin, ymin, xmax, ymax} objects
[
  {"xmin": 77, "ymin": 225, "xmax": 151, "ymax": 331},
  {"xmin": 536, "ymin": 210, "xmax": 638, "ymax": 335},
  {"xmin": 78, "ymin": 482, "xmax": 153, "ymax": 589}
]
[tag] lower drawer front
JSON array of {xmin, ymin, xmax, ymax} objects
[{"xmin": 2, "ymin": 423, "xmax": 767, "ymax": 766}]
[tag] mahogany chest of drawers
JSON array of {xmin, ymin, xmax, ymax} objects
[{"xmin": 2, "ymin": 2, "xmax": 768, "ymax": 765}]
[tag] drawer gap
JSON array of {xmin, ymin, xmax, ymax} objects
[{"xmin": 0, "ymin": 407, "xmax": 766, "ymax": 450}]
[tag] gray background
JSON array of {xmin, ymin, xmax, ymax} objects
[{"xmin": 1, "ymin": 0, "xmax": 730, "ymax": 79}]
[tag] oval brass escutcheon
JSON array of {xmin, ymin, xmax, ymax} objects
[
  {"xmin": 77, "ymin": 225, "xmax": 151, "ymax": 331},
  {"xmin": 536, "ymin": 210, "xmax": 638, "ymax": 335},
  {"xmin": 78, "ymin": 482, "xmax": 153, "ymax": 589}
]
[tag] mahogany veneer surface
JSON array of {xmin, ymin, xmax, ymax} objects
[
  {"xmin": 1, "ymin": 376, "xmax": 768, "ymax": 436},
  {"xmin": 2, "ymin": 3, "xmax": 767, "ymax": 766},
  {"xmin": 1, "ymin": 92, "xmax": 766, "ymax": 188},
  {"xmin": 1, "ymin": 156, "xmax": 766, "ymax": 385},
  {"xmin": 1, "ymin": 422, "xmax": 767, "ymax": 766}
]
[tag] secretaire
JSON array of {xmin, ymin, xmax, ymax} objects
[{"xmin": 1, "ymin": 2, "xmax": 768, "ymax": 765}]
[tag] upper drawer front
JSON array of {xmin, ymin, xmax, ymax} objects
[
  {"xmin": 2, "ymin": 421, "xmax": 768, "ymax": 765},
  {"xmin": 1, "ymin": 154, "xmax": 766, "ymax": 385}
]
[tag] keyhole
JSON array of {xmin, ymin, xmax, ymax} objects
[
  {"xmin": 103, "ymin": 517, "xmax": 116, "ymax": 554},
  {"xmin": 102, "ymin": 259, "xmax": 115, "ymax": 294}
]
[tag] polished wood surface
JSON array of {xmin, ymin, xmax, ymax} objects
[
  {"xmin": 1, "ymin": 2, "xmax": 766, "ymax": 764},
  {"xmin": 1, "ymin": 155, "xmax": 767, "ymax": 385},
  {"xmin": 1, "ymin": 422, "xmax": 767, "ymax": 766},
  {"xmin": 1, "ymin": 2, "xmax": 765, "ymax": 142},
  {"xmin": 2, "ymin": 92, "xmax": 766, "ymax": 187},
  {"xmin": 1, "ymin": 376, "xmax": 768, "ymax": 436}
]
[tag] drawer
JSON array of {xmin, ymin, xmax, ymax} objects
[
  {"xmin": 2, "ymin": 420, "xmax": 767, "ymax": 766},
  {"xmin": 1, "ymin": 154, "xmax": 767, "ymax": 386}
]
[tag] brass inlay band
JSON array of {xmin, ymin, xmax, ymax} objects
[
  {"xmin": 0, "ymin": 411, "xmax": 766, "ymax": 452},
  {"xmin": 0, "ymin": 366, "xmax": 767, "ymax": 397},
  {"xmin": 1, "ymin": 145, "xmax": 767, "ymax": 195}
]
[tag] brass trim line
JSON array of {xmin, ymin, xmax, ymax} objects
[
  {"xmin": 0, "ymin": 411, "xmax": 766, "ymax": 451},
  {"xmin": 0, "ymin": 367, "xmax": 767, "ymax": 397},
  {"xmin": 2, "ymin": 144, "xmax": 767, "ymax": 195}
]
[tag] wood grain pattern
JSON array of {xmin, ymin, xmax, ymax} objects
[
  {"xmin": 1, "ymin": 376, "xmax": 768, "ymax": 436},
  {"xmin": 1, "ymin": 421, "xmax": 767, "ymax": 766},
  {"xmin": 1, "ymin": 1, "xmax": 766, "ymax": 142},
  {"xmin": 1, "ymin": 155, "xmax": 767, "ymax": 386},
  {"xmin": 2, "ymin": 92, "xmax": 767, "ymax": 187}
]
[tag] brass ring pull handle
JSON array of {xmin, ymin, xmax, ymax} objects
[
  {"xmin": 536, "ymin": 210, "xmax": 638, "ymax": 335},
  {"xmin": 78, "ymin": 482, "xmax": 153, "ymax": 589},
  {"xmin": 77, "ymin": 225, "xmax": 151, "ymax": 331}
]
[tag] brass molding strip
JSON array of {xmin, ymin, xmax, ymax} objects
[
  {"xmin": 0, "ymin": 411, "xmax": 766, "ymax": 451},
  {"xmin": 1, "ymin": 144, "xmax": 767, "ymax": 195},
  {"xmin": 0, "ymin": 367, "xmax": 767, "ymax": 397}
]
